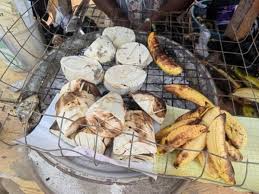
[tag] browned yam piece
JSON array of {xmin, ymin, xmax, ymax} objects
[
  {"xmin": 147, "ymin": 32, "xmax": 183, "ymax": 75},
  {"xmin": 131, "ymin": 91, "xmax": 167, "ymax": 124},
  {"xmin": 85, "ymin": 110, "xmax": 124, "ymax": 138},
  {"xmin": 61, "ymin": 79, "xmax": 101, "ymax": 96}
]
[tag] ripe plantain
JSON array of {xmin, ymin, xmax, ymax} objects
[
  {"xmin": 222, "ymin": 110, "xmax": 247, "ymax": 148},
  {"xmin": 207, "ymin": 114, "xmax": 236, "ymax": 185},
  {"xmin": 164, "ymin": 84, "xmax": 214, "ymax": 107},
  {"xmin": 234, "ymin": 67, "xmax": 259, "ymax": 88},
  {"xmin": 147, "ymin": 32, "xmax": 183, "ymax": 75},
  {"xmin": 175, "ymin": 105, "xmax": 209, "ymax": 122},
  {"xmin": 197, "ymin": 152, "xmax": 219, "ymax": 179},
  {"xmin": 173, "ymin": 105, "xmax": 218, "ymax": 167},
  {"xmin": 201, "ymin": 106, "xmax": 221, "ymax": 127},
  {"xmin": 225, "ymin": 141, "xmax": 243, "ymax": 161},
  {"xmin": 158, "ymin": 124, "xmax": 207, "ymax": 154},
  {"xmin": 242, "ymin": 105, "xmax": 258, "ymax": 117},
  {"xmin": 155, "ymin": 117, "xmax": 199, "ymax": 142},
  {"xmin": 174, "ymin": 133, "xmax": 206, "ymax": 168},
  {"xmin": 232, "ymin": 87, "xmax": 259, "ymax": 103}
]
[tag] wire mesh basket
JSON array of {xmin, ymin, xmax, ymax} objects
[{"xmin": 0, "ymin": 0, "xmax": 259, "ymax": 192}]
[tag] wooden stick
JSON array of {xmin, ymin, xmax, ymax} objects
[{"xmin": 224, "ymin": 0, "xmax": 259, "ymax": 41}]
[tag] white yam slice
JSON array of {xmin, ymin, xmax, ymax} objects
[
  {"xmin": 113, "ymin": 110, "xmax": 157, "ymax": 157},
  {"xmin": 84, "ymin": 35, "xmax": 116, "ymax": 63},
  {"xmin": 56, "ymin": 80, "xmax": 100, "ymax": 136},
  {"xmin": 131, "ymin": 92, "xmax": 167, "ymax": 124},
  {"xmin": 116, "ymin": 42, "xmax": 153, "ymax": 68},
  {"xmin": 74, "ymin": 132, "xmax": 107, "ymax": 154},
  {"xmin": 102, "ymin": 26, "xmax": 135, "ymax": 48},
  {"xmin": 55, "ymin": 91, "xmax": 97, "ymax": 137},
  {"xmin": 59, "ymin": 79, "xmax": 101, "ymax": 97},
  {"xmin": 60, "ymin": 56, "xmax": 104, "ymax": 84},
  {"xmin": 104, "ymin": 65, "xmax": 147, "ymax": 95},
  {"xmin": 85, "ymin": 92, "xmax": 126, "ymax": 138}
]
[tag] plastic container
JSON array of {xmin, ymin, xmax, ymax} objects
[
  {"xmin": 190, "ymin": 0, "xmax": 223, "ymax": 40},
  {"xmin": 0, "ymin": 0, "xmax": 46, "ymax": 72}
]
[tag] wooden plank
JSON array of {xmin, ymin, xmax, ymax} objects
[{"xmin": 224, "ymin": 0, "xmax": 259, "ymax": 41}]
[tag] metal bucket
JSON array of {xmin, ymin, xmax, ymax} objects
[{"xmin": 0, "ymin": 0, "xmax": 46, "ymax": 72}]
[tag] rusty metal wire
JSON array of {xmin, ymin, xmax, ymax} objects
[{"xmin": 0, "ymin": 1, "xmax": 258, "ymax": 191}]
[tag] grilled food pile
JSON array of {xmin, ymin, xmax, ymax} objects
[
  {"xmin": 52, "ymin": 26, "xmax": 249, "ymax": 184},
  {"xmin": 60, "ymin": 27, "xmax": 184, "ymax": 96},
  {"xmin": 52, "ymin": 78, "xmax": 171, "ymax": 160},
  {"xmin": 60, "ymin": 26, "xmax": 157, "ymax": 95},
  {"xmin": 156, "ymin": 84, "xmax": 247, "ymax": 184}
]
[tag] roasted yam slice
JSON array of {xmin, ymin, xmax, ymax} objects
[
  {"xmin": 104, "ymin": 65, "xmax": 147, "ymax": 95},
  {"xmin": 197, "ymin": 152, "xmax": 220, "ymax": 179},
  {"xmin": 113, "ymin": 110, "xmax": 156, "ymax": 159},
  {"xmin": 164, "ymin": 84, "xmax": 214, "ymax": 107},
  {"xmin": 131, "ymin": 92, "xmax": 166, "ymax": 124},
  {"xmin": 148, "ymin": 32, "xmax": 183, "ymax": 75},
  {"xmin": 155, "ymin": 117, "xmax": 198, "ymax": 142},
  {"xmin": 102, "ymin": 26, "xmax": 135, "ymax": 48},
  {"xmin": 85, "ymin": 92, "xmax": 126, "ymax": 138},
  {"xmin": 60, "ymin": 56, "xmax": 104, "ymax": 84},
  {"xmin": 222, "ymin": 110, "xmax": 247, "ymax": 148},
  {"xmin": 59, "ymin": 79, "xmax": 101, "ymax": 97},
  {"xmin": 159, "ymin": 124, "xmax": 207, "ymax": 154},
  {"xmin": 74, "ymin": 132, "xmax": 107, "ymax": 154},
  {"xmin": 55, "ymin": 91, "xmax": 97, "ymax": 137},
  {"xmin": 84, "ymin": 35, "xmax": 116, "ymax": 63},
  {"xmin": 225, "ymin": 141, "xmax": 243, "ymax": 161},
  {"xmin": 207, "ymin": 114, "xmax": 236, "ymax": 185},
  {"xmin": 174, "ymin": 133, "xmax": 206, "ymax": 168}
]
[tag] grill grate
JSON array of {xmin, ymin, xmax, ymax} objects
[{"xmin": 0, "ymin": 0, "xmax": 258, "ymax": 191}]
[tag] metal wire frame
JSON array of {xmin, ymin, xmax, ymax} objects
[{"xmin": 0, "ymin": 1, "xmax": 258, "ymax": 191}]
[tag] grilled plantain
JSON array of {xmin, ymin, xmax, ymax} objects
[
  {"xmin": 197, "ymin": 152, "xmax": 220, "ymax": 179},
  {"xmin": 173, "ymin": 107, "xmax": 220, "ymax": 168},
  {"xmin": 232, "ymin": 87, "xmax": 259, "ymax": 103},
  {"xmin": 147, "ymin": 32, "xmax": 183, "ymax": 75},
  {"xmin": 207, "ymin": 114, "xmax": 236, "ymax": 185},
  {"xmin": 174, "ymin": 133, "xmax": 206, "ymax": 168},
  {"xmin": 175, "ymin": 105, "xmax": 209, "ymax": 122},
  {"xmin": 158, "ymin": 124, "xmax": 207, "ymax": 154},
  {"xmin": 222, "ymin": 110, "xmax": 247, "ymax": 148},
  {"xmin": 225, "ymin": 140, "xmax": 243, "ymax": 161},
  {"xmin": 201, "ymin": 106, "xmax": 221, "ymax": 127},
  {"xmin": 155, "ymin": 117, "xmax": 199, "ymax": 142},
  {"xmin": 164, "ymin": 84, "xmax": 214, "ymax": 107}
]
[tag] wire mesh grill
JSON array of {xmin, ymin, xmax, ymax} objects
[{"xmin": 0, "ymin": 0, "xmax": 259, "ymax": 191}]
